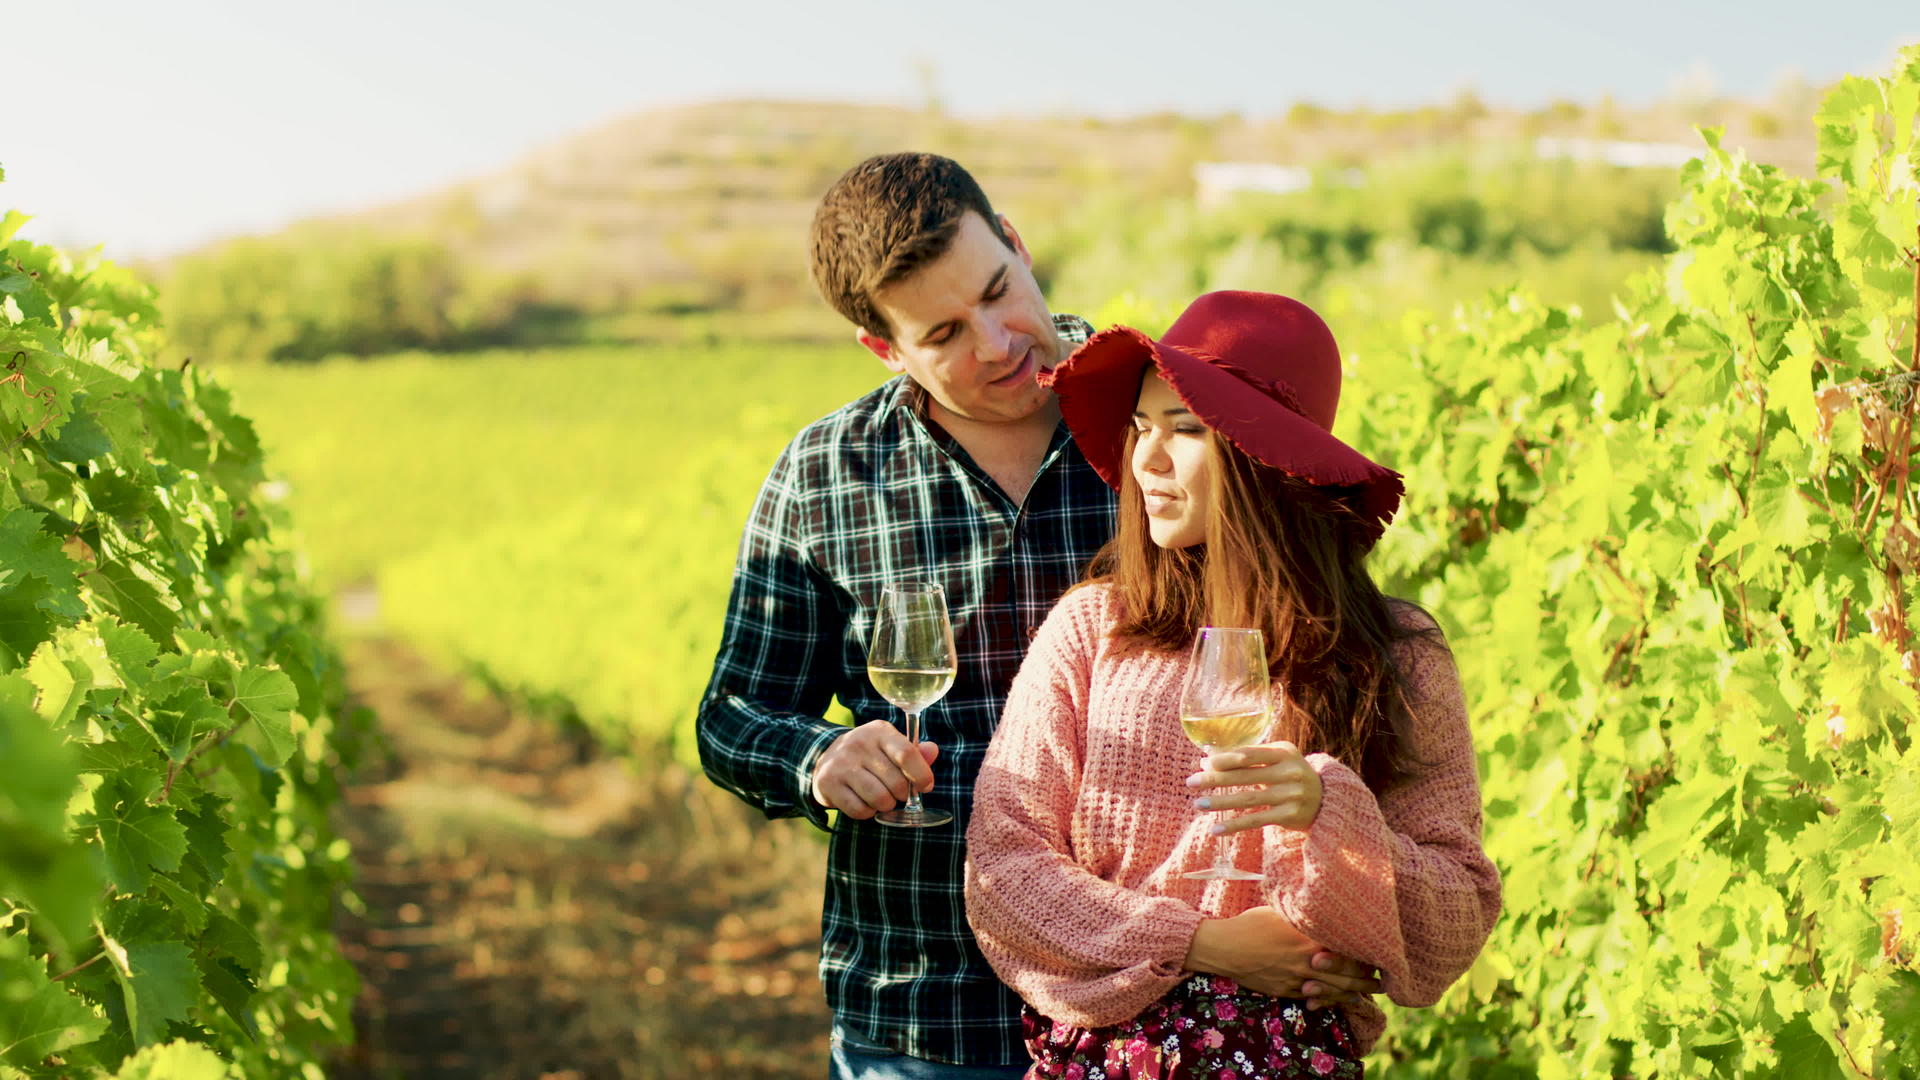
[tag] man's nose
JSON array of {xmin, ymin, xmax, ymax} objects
[{"xmin": 973, "ymin": 316, "xmax": 1014, "ymax": 365}]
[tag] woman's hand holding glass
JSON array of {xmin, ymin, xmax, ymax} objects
[
  {"xmin": 1178, "ymin": 627, "xmax": 1276, "ymax": 880},
  {"xmin": 1187, "ymin": 741, "xmax": 1324, "ymax": 835}
]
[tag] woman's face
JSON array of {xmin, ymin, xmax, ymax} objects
[{"xmin": 1130, "ymin": 371, "xmax": 1212, "ymax": 550}]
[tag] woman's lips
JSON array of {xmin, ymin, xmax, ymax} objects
[{"xmin": 1143, "ymin": 492, "xmax": 1179, "ymax": 515}]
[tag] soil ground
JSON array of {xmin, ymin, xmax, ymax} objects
[{"xmin": 326, "ymin": 637, "xmax": 831, "ymax": 1079}]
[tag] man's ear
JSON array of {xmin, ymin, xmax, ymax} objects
[
  {"xmin": 998, "ymin": 214, "xmax": 1035, "ymax": 270},
  {"xmin": 857, "ymin": 328, "xmax": 907, "ymax": 373}
]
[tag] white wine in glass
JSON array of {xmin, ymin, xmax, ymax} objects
[
  {"xmin": 1180, "ymin": 626, "xmax": 1273, "ymax": 881},
  {"xmin": 866, "ymin": 582, "xmax": 957, "ymax": 828}
]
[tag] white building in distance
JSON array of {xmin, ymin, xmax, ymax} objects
[
  {"xmin": 1193, "ymin": 162, "xmax": 1314, "ymax": 209},
  {"xmin": 1532, "ymin": 137, "xmax": 1701, "ymax": 168}
]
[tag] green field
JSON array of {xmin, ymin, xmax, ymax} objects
[{"xmin": 223, "ymin": 344, "xmax": 888, "ymax": 751}]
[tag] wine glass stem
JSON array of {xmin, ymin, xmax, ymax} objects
[
  {"xmin": 902, "ymin": 708, "xmax": 926, "ymax": 813},
  {"xmin": 1211, "ymin": 814, "xmax": 1235, "ymax": 874},
  {"xmin": 1208, "ymin": 744, "xmax": 1232, "ymax": 874}
]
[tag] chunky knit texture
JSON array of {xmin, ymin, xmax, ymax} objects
[{"xmin": 964, "ymin": 583, "xmax": 1501, "ymax": 1054}]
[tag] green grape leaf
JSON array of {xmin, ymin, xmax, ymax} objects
[
  {"xmin": 79, "ymin": 393, "xmax": 148, "ymax": 471},
  {"xmin": 97, "ymin": 802, "xmax": 188, "ymax": 895},
  {"xmin": 105, "ymin": 899, "xmax": 176, "ymax": 950},
  {"xmin": 240, "ymin": 744, "xmax": 282, "ymax": 808},
  {"xmin": 1772, "ymin": 1013, "xmax": 1846, "ymax": 1080},
  {"xmin": 1876, "ymin": 972, "xmax": 1920, "ymax": 1046},
  {"xmin": 0, "ymin": 938, "xmax": 109, "ymax": 1068},
  {"xmin": 230, "ymin": 668, "xmax": 296, "ymax": 767},
  {"xmin": 194, "ymin": 955, "xmax": 256, "ymax": 1043},
  {"xmin": 0, "ymin": 679, "xmax": 100, "ymax": 953},
  {"xmin": 272, "ymin": 646, "xmax": 322, "ymax": 720},
  {"xmin": 197, "ymin": 913, "xmax": 260, "ymax": 973},
  {"xmin": 41, "ymin": 398, "xmax": 114, "ymax": 465},
  {"xmin": 113, "ymin": 941, "xmax": 197, "ymax": 1048},
  {"xmin": 0, "ymin": 681, "xmax": 78, "ymax": 835},
  {"xmin": 1751, "ymin": 477, "xmax": 1814, "ymax": 549},
  {"xmin": 98, "ymin": 620, "xmax": 160, "ymax": 691},
  {"xmin": 23, "ymin": 644, "xmax": 84, "ymax": 728},
  {"xmin": 84, "ymin": 470, "xmax": 151, "ymax": 523},
  {"xmin": 147, "ymin": 877, "xmax": 207, "ymax": 939},
  {"xmin": 73, "ymin": 739, "xmax": 152, "ymax": 777},
  {"xmin": 142, "ymin": 689, "xmax": 226, "ymax": 762},
  {"xmin": 189, "ymin": 379, "xmax": 261, "ymax": 467},
  {"xmin": 109, "ymin": 1039, "xmax": 234, "ymax": 1080},
  {"xmin": 1764, "ymin": 348, "xmax": 1817, "ymax": 441},
  {"xmin": 0, "ymin": 510, "xmax": 74, "ymax": 591},
  {"xmin": 82, "ymin": 562, "xmax": 179, "ymax": 653},
  {"xmin": 0, "ymin": 578, "xmax": 57, "ymax": 670},
  {"xmin": 176, "ymin": 797, "xmax": 230, "ymax": 891}
]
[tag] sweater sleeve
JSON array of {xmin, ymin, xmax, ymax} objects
[
  {"xmin": 965, "ymin": 588, "xmax": 1207, "ymax": 1028},
  {"xmin": 1262, "ymin": 608, "xmax": 1502, "ymax": 1008}
]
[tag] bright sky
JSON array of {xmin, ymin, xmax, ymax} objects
[{"xmin": 4, "ymin": 0, "xmax": 1913, "ymax": 257}]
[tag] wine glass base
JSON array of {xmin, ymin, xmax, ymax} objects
[
  {"xmin": 1181, "ymin": 866, "xmax": 1264, "ymax": 881},
  {"xmin": 875, "ymin": 806, "xmax": 953, "ymax": 828}
]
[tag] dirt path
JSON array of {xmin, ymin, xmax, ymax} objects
[{"xmin": 327, "ymin": 638, "xmax": 831, "ymax": 1079}]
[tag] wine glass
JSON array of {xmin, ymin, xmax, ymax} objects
[
  {"xmin": 866, "ymin": 582, "xmax": 957, "ymax": 828},
  {"xmin": 1179, "ymin": 626, "xmax": 1274, "ymax": 880}
]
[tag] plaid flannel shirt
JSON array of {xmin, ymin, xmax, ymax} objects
[{"xmin": 696, "ymin": 314, "xmax": 1116, "ymax": 1066}]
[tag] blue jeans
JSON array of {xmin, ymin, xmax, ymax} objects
[{"xmin": 829, "ymin": 1020, "xmax": 1031, "ymax": 1080}]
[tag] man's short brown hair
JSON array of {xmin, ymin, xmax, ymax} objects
[{"xmin": 808, "ymin": 153, "xmax": 1013, "ymax": 341}]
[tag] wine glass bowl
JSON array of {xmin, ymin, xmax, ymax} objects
[
  {"xmin": 1179, "ymin": 709, "xmax": 1270, "ymax": 753},
  {"xmin": 1180, "ymin": 626, "xmax": 1273, "ymax": 881},
  {"xmin": 866, "ymin": 582, "xmax": 957, "ymax": 828}
]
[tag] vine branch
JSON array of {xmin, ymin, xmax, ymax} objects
[
  {"xmin": 159, "ymin": 700, "xmax": 245, "ymax": 802},
  {"xmin": 49, "ymin": 950, "xmax": 105, "ymax": 983}
]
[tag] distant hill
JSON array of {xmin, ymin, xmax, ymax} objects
[
  {"xmin": 147, "ymin": 94, "xmax": 1820, "ymax": 361},
  {"xmin": 317, "ymin": 95, "xmax": 1818, "ymax": 312}
]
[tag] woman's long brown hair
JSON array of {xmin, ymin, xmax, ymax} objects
[{"xmin": 1087, "ymin": 429, "xmax": 1434, "ymax": 792}]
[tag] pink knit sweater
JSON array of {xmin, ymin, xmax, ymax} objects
[{"xmin": 964, "ymin": 583, "xmax": 1501, "ymax": 1054}]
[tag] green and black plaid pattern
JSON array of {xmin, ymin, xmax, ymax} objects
[{"xmin": 697, "ymin": 315, "xmax": 1115, "ymax": 1066}]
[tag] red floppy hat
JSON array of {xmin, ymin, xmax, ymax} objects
[{"xmin": 1039, "ymin": 290, "xmax": 1404, "ymax": 538}]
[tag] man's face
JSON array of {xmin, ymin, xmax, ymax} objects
[{"xmin": 857, "ymin": 212, "xmax": 1060, "ymax": 427}]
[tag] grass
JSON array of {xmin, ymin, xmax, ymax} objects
[{"xmin": 222, "ymin": 342, "xmax": 888, "ymax": 750}]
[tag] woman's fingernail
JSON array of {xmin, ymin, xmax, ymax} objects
[
  {"xmin": 1192, "ymin": 797, "xmax": 1211, "ymax": 810},
  {"xmin": 1185, "ymin": 774, "xmax": 1203, "ymax": 787},
  {"xmin": 1209, "ymin": 823, "xmax": 1226, "ymax": 835}
]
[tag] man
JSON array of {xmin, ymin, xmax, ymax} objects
[{"xmin": 697, "ymin": 153, "xmax": 1379, "ymax": 1079}]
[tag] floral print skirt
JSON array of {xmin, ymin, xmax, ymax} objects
[{"xmin": 1021, "ymin": 974, "xmax": 1363, "ymax": 1080}]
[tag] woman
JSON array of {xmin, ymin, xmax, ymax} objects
[{"xmin": 964, "ymin": 291, "xmax": 1501, "ymax": 1079}]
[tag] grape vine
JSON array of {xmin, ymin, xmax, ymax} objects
[
  {"xmin": 1, "ymin": 182, "xmax": 362, "ymax": 1078},
  {"xmin": 1345, "ymin": 47, "xmax": 1920, "ymax": 1078}
]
